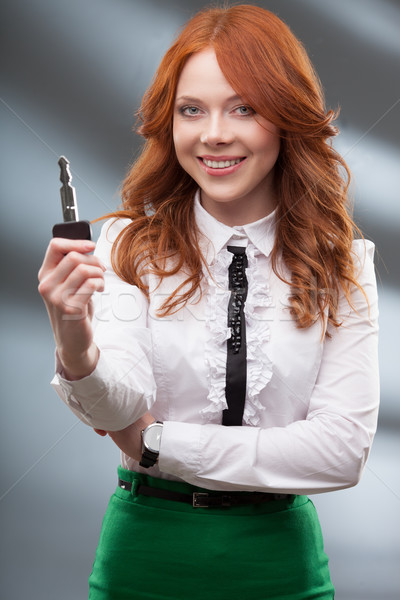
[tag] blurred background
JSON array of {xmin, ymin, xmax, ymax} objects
[{"xmin": 1, "ymin": 0, "xmax": 399, "ymax": 598}]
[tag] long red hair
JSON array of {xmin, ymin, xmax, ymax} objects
[{"xmin": 106, "ymin": 4, "xmax": 363, "ymax": 331}]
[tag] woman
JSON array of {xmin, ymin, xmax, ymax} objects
[{"xmin": 38, "ymin": 5, "xmax": 379, "ymax": 599}]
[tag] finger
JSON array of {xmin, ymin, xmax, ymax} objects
[
  {"xmin": 54, "ymin": 251, "xmax": 105, "ymax": 286},
  {"xmin": 63, "ymin": 261, "xmax": 105, "ymax": 294},
  {"xmin": 52, "ymin": 268, "xmax": 105, "ymax": 316},
  {"xmin": 61, "ymin": 278, "xmax": 105, "ymax": 318},
  {"xmin": 38, "ymin": 238, "xmax": 96, "ymax": 280},
  {"xmin": 38, "ymin": 252, "xmax": 105, "ymax": 299}
]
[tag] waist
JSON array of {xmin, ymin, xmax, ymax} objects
[{"xmin": 116, "ymin": 466, "xmax": 300, "ymax": 514}]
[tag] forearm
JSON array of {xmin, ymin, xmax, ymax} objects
[
  {"xmin": 158, "ymin": 414, "xmax": 376, "ymax": 495},
  {"xmin": 52, "ymin": 348, "xmax": 156, "ymax": 430},
  {"xmin": 58, "ymin": 341, "xmax": 100, "ymax": 380}
]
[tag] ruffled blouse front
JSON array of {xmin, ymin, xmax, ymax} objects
[{"xmin": 202, "ymin": 243, "xmax": 273, "ymax": 426}]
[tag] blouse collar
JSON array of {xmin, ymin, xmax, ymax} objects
[{"xmin": 193, "ymin": 190, "xmax": 276, "ymax": 265}]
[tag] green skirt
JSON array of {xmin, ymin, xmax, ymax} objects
[{"xmin": 89, "ymin": 467, "xmax": 334, "ymax": 599}]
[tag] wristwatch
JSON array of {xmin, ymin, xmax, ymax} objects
[{"xmin": 139, "ymin": 421, "xmax": 163, "ymax": 468}]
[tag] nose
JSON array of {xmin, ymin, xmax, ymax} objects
[{"xmin": 200, "ymin": 114, "xmax": 234, "ymax": 146}]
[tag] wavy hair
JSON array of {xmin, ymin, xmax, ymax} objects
[{"xmin": 106, "ymin": 4, "xmax": 364, "ymax": 331}]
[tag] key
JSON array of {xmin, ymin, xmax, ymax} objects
[{"xmin": 52, "ymin": 156, "xmax": 92, "ymax": 240}]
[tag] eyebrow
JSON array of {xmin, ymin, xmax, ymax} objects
[{"xmin": 175, "ymin": 94, "xmax": 243, "ymax": 104}]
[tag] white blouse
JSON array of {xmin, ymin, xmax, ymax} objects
[{"xmin": 51, "ymin": 193, "xmax": 379, "ymax": 495}]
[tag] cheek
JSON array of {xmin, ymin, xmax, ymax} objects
[
  {"xmin": 270, "ymin": 134, "xmax": 281, "ymax": 160},
  {"xmin": 172, "ymin": 123, "xmax": 180, "ymax": 155},
  {"xmin": 257, "ymin": 132, "xmax": 281, "ymax": 165},
  {"xmin": 252, "ymin": 119, "xmax": 281, "ymax": 155},
  {"xmin": 173, "ymin": 126, "xmax": 190, "ymax": 163}
]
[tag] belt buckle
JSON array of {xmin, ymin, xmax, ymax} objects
[
  {"xmin": 192, "ymin": 492, "xmax": 232, "ymax": 508},
  {"xmin": 193, "ymin": 492, "xmax": 211, "ymax": 508}
]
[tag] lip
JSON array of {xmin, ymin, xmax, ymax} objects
[
  {"xmin": 201, "ymin": 155, "xmax": 245, "ymax": 161},
  {"xmin": 197, "ymin": 156, "xmax": 246, "ymax": 177}
]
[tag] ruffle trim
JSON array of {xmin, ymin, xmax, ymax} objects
[
  {"xmin": 201, "ymin": 249, "xmax": 231, "ymax": 421},
  {"xmin": 201, "ymin": 245, "xmax": 273, "ymax": 425}
]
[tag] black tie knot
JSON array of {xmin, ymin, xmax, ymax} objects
[{"xmin": 227, "ymin": 246, "xmax": 248, "ymax": 353}]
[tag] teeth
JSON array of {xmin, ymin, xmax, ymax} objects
[{"xmin": 203, "ymin": 158, "xmax": 242, "ymax": 168}]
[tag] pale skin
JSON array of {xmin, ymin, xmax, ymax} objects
[
  {"xmin": 38, "ymin": 48, "xmax": 280, "ymax": 461},
  {"xmin": 173, "ymin": 48, "xmax": 280, "ymax": 225}
]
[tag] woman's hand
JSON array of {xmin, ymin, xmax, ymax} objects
[
  {"xmin": 38, "ymin": 238, "xmax": 106, "ymax": 380},
  {"xmin": 94, "ymin": 413, "xmax": 155, "ymax": 462}
]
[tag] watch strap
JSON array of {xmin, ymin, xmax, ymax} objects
[{"xmin": 139, "ymin": 448, "xmax": 159, "ymax": 468}]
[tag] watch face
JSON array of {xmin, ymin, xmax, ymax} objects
[{"xmin": 144, "ymin": 423, "xmax": 163, "ymax": 453}]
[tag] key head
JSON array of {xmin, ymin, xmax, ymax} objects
[{"xmin": 52, "ymin": 220, "xmax": 92, "ymax": 240}]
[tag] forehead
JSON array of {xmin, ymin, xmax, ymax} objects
[{"xmin": 175, "ymin": 48, "xmax": 237, "ymax": 100}]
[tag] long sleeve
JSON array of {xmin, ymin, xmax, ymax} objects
[
  {"xmin": 51, "ymin": 219, "xmax": 157, "ymax": 431},
  {"xmin": 158, "ymin": 240, "xmax": 379, "ymax": 495}
]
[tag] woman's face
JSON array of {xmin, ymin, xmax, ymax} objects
[{"xmin": 173, "ymin": 48, "xmax": 280, "ymax": 225}]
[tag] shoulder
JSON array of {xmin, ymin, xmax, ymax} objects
[
  {"xmin": 351, "ymin": 238, "xmax": 376, "ymax": 285},
  {"xmin": 98, "ymin": 217, "xmax": 132, "ymax": 244},
  {"xmin": 351, "ymin": 238, "xmax": 375, "ymax": 262},
  {"xmin": 94, "ymin": 217, "xmax": 132, "ymax": 266},
  {"xmin": 337, "ymin": 238, "xmax": 379, "ymax": 321}
]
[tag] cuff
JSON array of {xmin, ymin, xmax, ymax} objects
[
  {"xmin": 158, "ymin": 421, "xmax": 202, "ymax": 482},
  {"xmin": 51, "ymin": 351, "xmax": 112, "ymax": 424}
]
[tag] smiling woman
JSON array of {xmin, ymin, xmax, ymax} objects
[
  {"xmin": 38, "ymin": 4, "xmax": 379, "ymax": 600},
  {"xmin": 173, "ymin": 49, "xmax": 281, "ymax": 225},
  {"xmin": 114, "ymin": 5, "xmax": 358, "ymax": 331}
]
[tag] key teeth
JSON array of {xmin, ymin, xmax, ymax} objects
[
  {"xmin": 58, "ymin": 155, "xmax": 72, "ymax": 185},
  {"xmin": 58, "ymin": 155, "xmax": 68, "ymax": 168}
]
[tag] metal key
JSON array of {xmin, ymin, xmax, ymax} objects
[
  {"xmin": 52, "ymin": 156, "xmax": 92, "ymax": 240},
  {"xmin": 59, "ymin": 156, "xmax": 79, "ymax": 222}
]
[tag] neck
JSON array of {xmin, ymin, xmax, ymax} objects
[{"xmin": 200, "ymin": 193, "xmax": 277, "ymax": 226}]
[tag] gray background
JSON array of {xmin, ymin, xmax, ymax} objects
[{"xmin": 1, "ymin": 0, "xmax": 399, "ymax": 598}]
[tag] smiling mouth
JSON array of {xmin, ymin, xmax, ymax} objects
[{"xmin": 201, "ymin": 157, "xmax": 244, "ymax": 169}]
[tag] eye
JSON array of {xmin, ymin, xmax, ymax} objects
[
  {"xmin": 235, "ymin": 105, "xmax": 255, "ymax": 116},
  {"xmin": 179, "ymin": 105, "xmax": 201, "ymax": 116}
]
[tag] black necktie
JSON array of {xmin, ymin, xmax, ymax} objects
[{"xmin": 222, "ymin": 246, "xmax": 248, "ymax": 426}]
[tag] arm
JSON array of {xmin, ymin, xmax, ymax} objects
[
  {"xmin": 47, "ymin": 219, "xmax": 157, "ymax": 431},
  {"xmin": 96, "ymin": 413, "xmax": 155, "ymax": 459},
  {"xmin": 155, "ymin": 240, "xmax": 379, "ymax": 494},
  {"xmin": 38, "ymin": 237, "xmax": 104, "ymax": 380}
]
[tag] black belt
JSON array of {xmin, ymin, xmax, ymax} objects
[{"xmin": 118, "ymin": 478, "xmax": 291, "ymax": 508}]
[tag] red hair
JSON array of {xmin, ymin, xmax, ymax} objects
[{"xmin": 106, "ymin": 4, "xmax": 363, "ymax": 331}]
